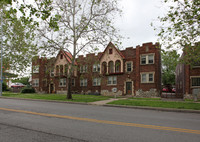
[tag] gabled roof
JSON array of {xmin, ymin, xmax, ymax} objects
[
  {"xmin": 56, "ymin": 50, "xmax": 77, "ymax": 65},
  {"xmin": 99, "ymin": 42, "xmax": 125, "ymax": 60}
]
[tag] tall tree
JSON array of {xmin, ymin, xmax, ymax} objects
[
  {"xmin": 161, "ymin": 50, "xmax": 180, "ymax": 85},
  {"xmin": 20, "ymin": 0, "xmax": 122, "ymax": 99},
  {"xmin": 155, "ymin": 0, "xmax": 200, "ymax": 65},
  {"xmin": 0, "ymin": 0, "xmax": 38, "ymax": 73}
]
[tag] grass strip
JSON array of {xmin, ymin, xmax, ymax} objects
[
  {"xmin": 108, "ymin": 100, "xmax": 200, "ymax": 110},
  {"xmin": 2, "ymin": 92, "xmax": 111, "ymax": 103}
]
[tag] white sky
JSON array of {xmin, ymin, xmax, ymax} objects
[{"xmin": 115, "ymin": 0, "xmax": 166, "ymax": 48}]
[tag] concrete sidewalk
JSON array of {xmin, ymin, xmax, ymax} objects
[{"xmin": 88, "ymin": 98, "xmax": 121, "ymax": 105}]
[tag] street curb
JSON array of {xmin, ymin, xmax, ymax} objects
[
  {"xmin": 0, "ymin": 96, "xmax": 89, "ymax": 106},
  {"xmin": 1, "ymin": 96, "xmax": 200, "ymax": 114},
  {"xmin": 103, "ymin": 104, "xmax": 200, "ymax": 114}
]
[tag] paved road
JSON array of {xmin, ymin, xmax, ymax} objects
[{"xmin": 0, "ymin": 98, "xmax": 200, "ymax": 142}]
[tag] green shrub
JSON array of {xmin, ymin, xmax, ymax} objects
[
  {"xmin": 21, "ymin": 86, "xmax": 35, "ymax": 93},
  {"xmin": 2, "ymin": 82, "xmax": 8, "ymax": 91}
]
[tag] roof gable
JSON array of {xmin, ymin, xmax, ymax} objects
[{"xmin": 99, "ymin": 42, "xmax": 125, "ymax": 60}]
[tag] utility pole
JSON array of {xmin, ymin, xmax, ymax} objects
[{"xmin": 0, "ymin": 10, "xmax": 3, "ymax": 96}]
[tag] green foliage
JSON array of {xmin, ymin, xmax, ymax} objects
[
  {"xmin": 161, "ymin": 50, "xmax": 180, "ymax": 85},
  {"xmin": 20, "ymin": 86, "xmax": 35, "ymax": 93},
  {"xmin": 155, "ymin": 0, "xmax": 200, "ymax": 65},
  {"xmin": 12, "ymin": 77, "xmax": 30, "ymax": 85},
  {"xmin": 2, "ymin": 82, "xmax": 8, "ymax": 91}
]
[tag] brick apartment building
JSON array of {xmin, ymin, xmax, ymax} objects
[
  {"xmin": 32, "ymin": 42, "xmax": 161, "ymax": 97},
  {"xmin": 176, "ymin": 46, "xmax": 200, "ymax": 99}
]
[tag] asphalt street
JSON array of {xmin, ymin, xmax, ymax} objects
[{"xmin": 0, "ymin": 98, "xmax": 200, "ymax": 142}]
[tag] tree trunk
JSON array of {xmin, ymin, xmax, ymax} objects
[{"xmin": 67, "ymin": 76, "xmax": 72, "ymax": 99}]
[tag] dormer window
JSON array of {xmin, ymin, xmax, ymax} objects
[
  {"xmin": 109, "ymin": 49, "xmax": 112, "ymax": 54},
  {"xmin": 60, "ymin": 54, "xmax": 63, "ymax": 59}
]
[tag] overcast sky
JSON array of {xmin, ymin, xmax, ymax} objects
[{"xmin": 115, "ymin": 0, "xmax": 166, "ymax": 48}]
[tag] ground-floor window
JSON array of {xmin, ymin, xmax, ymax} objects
[
  {"xmin": 191, "ymin": 77, "xmax": 200, "ymax": 87},
  {"xmin": 108, "ymin": 76, "xmax": 117, "ymax": 85},
  {"xmin": 141, "ymin": 72, "xmax": 154, "ymax": 83},
  {"xmin": 93, "ymin": 78, "xmax": 101, "ymax": 86},
  {"xmin": 32, "ymin": 79, "xmax": 39, "ymax": 87},
  {"xmin": 80, "ymin": 79, "xmax": 87, "ymax": 86},
  {"xmin": 59, "ymin": 78, "xmax": 66, "ymax": 87}
]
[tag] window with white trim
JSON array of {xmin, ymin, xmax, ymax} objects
[
  {"xmin": 140, "ymin": 54, "xmax": 154, "ymax": 65},
  {"xmin": 126, "ymin": 62, "xmax": 132, "ymax": 72},
  {"xmin": 191, "ymin": 77, "xmax": 200, "ymax": 87},
  {"xmin": 80, "ymin": 65, "xmax": 87, "ymax": 73},
  {"xmin": 93, "ymin": 78, "xmax": 101, "ymax": 86},
  {"xmin": 50, "ymin": 68, "xmax": 54, "ymax": 77},
  {"xmin": 108, "ymin": 76, "xmax": 117, "ymax": 85},
  {"xmin": 59, "ymin": 78, "xmax": 66, "ymax": 87},
  {"xmin": 93, "ymin": 64, "xmax": 100, "ymax": 72},
  {"xmin": 141, "ymin": 73, "xmax": 154, "ymax": 83},
  {"xmin": 80, "ymin": 79, "xmax": 87, "ymax": 86},
  {"xmin": 32, "ymin": 79, "xmax": 39, "ymax": 87},
  {"xmin": 33, "ymin": 65, "xmax": 39, "ymax": 73},
  {"xmin": 71, "ymin": 78, "xmax": 75, "ymax": 86}
]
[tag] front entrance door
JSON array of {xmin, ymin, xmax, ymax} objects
[
  {"xmin": 126, "ymin": 82, "xmax": 132, "ymax": 95},
  {"xmin": 50, "ymin": 84, "xmax": 54, "ymax": 93}
]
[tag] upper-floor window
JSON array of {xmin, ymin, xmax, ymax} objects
[
  {"xmin": 126, "ymin": 61, "xmax": 132, "ymax": 72},
  {"xmin": 115, "ymin": 60, "xmax": 121, "ymax": 73},
  {"xmin": 59, "ymin": 78, "xmax": 66, "ymax": 87},
  {"xmin": 56, "ymin": 65, "xmax": 59, "ymax": 76},
  {"xmin": 50, "ymin": 68, "xmax": 54, "ymax": 77},
  {"xmin": 80, "ymin": 79, "xmax": 87, "ymax": 86},
  {"xmin": 108, "ymin": 76, "xmax": 117, "ymax": 85},
  {"xmin": 80, "ymin": 65, "xmax": 87, "ymax": 73},
  {"xmin": 93, "ymin": 78, "xmax": 101, "ymax": 86},
  {"xmin": 108, "ymin": 61, "xmax": 114, "ymax": 73},
  {"xmin": 60, "ymin": 65, "xmax": 63, "ymax": 76},
  {"xmin": 102, "ymin": 62, "xmax": 107, "ymax": 74},
  {"xmin": 109, "ymin": 48, "xmax": 112, "ymax": 54},
  {"xmin": 141, "ymin": 72, "xmax": 154, "ymax": 83},
  {"xmin": 141, "ymin": 54, "xmax": 154, "ymax": 65},
  {"xmin": 71, "ymin": 78, "xmax": 75, "ymax": 86},
  {"xmin": 191, "ymin": 77, "xmax": 200, "ymax": 87},
  {"xmin": 33, "ymin": 65, "xmax": 39, "ymax": 73},
  {"xmin": 93, "ymin": 64, "xmax": 100, "ymax": 72},
  {"xmin": 32, "ymin": 79, "xmax": 39, "ymax": 87}
]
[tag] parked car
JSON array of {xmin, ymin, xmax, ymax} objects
[
  {"xmin": 162, "ymin": 87, "xmax": 170, "ymax": 92},
  {"xmin": 172, "ymin": 87, "xmax": 176, "ymax": 93},
  {"xmin": 11, "ymin": 83, "xmax": 26, "ymax": 88}
]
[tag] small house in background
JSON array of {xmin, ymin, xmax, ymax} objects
[{"xmin": 31, "ymin": 42, "xmax": 161, "ymax": 97}]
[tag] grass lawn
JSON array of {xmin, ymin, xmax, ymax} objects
[
  {"xmin": 108, "ymin": 99, "xmax": 200, "ymax": 110},
  {"xmin": 2, "ymin": 92, "xmax": 111, "ymax": 103}
]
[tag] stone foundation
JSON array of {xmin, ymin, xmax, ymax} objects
[
  {"xmin": 135, "ymin": 89, "xmax": 160, "ymax": 98},
  {"xmin": 184, "ymin": 93, "xmax": 200, "ymax": 100},
  {"xmin": 101, "ymin": 90, "xmax": 123, "ymax": 96},
  {"xmin": 57, "ymin": 91, "xmax": 67, "ymax": 94}
]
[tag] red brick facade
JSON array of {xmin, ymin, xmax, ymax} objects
[
  {"xmin": 176, "ymin": 62, "xmax": 200, "ymax": 98},
  {"xmin": 32, "ymin": 42, "xmax": 161, "ymax": 96}
]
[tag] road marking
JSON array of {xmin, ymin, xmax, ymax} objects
[{"xmin": 0, "ymin": 107, "xmax": 200, "ymax": 135}]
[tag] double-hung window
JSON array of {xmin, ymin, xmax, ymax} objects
[
  {"xmin": 32, "ymin": 79, "xmax": 39, "ymax": 87},
  {"xmin": 140, "ymin": 54, "xmax": 154, "ymax": 65},
  {"xmin": 108, "ymin": 76, "xmax": 117, "ymax": 85},
  {"xmin": 141, "ymin": 72, "xmax": 154, "ymax": 83},
  {"xmin": 59, "ymin": 78, "xmax": 66, "ymax": 87},
  {"xmin": 80, "ymin": 79, "xmax": 87, "ymax": 86},
  {"xmin": 80, "ymin": 65, "xmax": 87, "ymax": 73},
  {"xmin": 93, "ymin": 64, "xmax": 100, "ymax": 72},
  {"xmin": 93, "ymin": 78, "xmax": 101, "ymax": 86}
]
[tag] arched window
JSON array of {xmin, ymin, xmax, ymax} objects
[
  {"xmin": 108, "ymin": 61, "xmax": 114, "ymax": 73},
  {"xmin": 60, "ymin": 65, "xmax": 63, "ymax": 76},
  {"xmin": 56, "ymin": 65, "xmax": 59, "ymax": 76},
  {"xmin": 115, "ymin": 60, "xmax": 121, "ymax": 73},
  {"xmin": 102, "ymin": 62, "xmax": 107, "ymax": 74}
]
